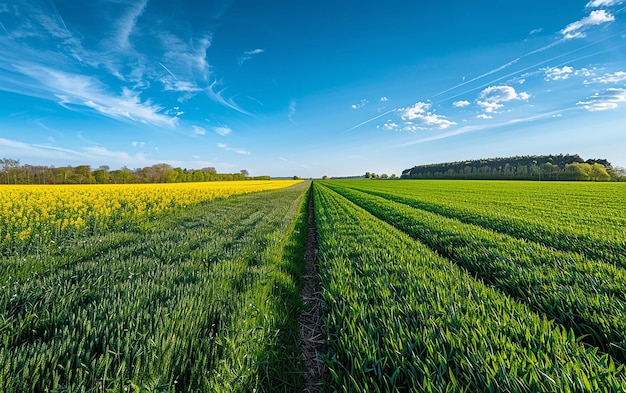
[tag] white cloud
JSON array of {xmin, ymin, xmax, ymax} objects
[
  {"xmin": 543, "ymin": 66, "xmax": 574, "ymax": 81},
  {"xmin": 383, "ymin": 122, "xmax": 398, "ymax": 130},
  {"xmin": 113, "ymin": 0, "xmax": 148, "ymax": 50},
  {"xmin": 14, "ymin": 65, "xmax": 177, "ymax": 127},
  {"xmin": 288, "ymin": 99, "xmax": 297, "ymax": 123},
  {"xmin": 476, "ymin": 114, "xmax": 493, "ymax": 119},
  {"xmin": 476, "ymin": 85, "xmax": 530, "ymax": 113},
  {"xmin": 0, "ymin": 137, "xmax": 154, "ymax": 167},
  {"xmin": 380, "ymin": 96, "xmax": 389, "ymax": 102},
  {"xmin": 214, "ymin": 126, "xmax": 232, "ymax": 136},
  {"xmin": 245, "ymin": 49, "xmax": 264, "ymax": 55},
  {"xmin": 239, "ymin": 48, "xmax": 264, "ymax": 65},
  {"xmin": 351, "ymin": 99, "xmax": 368, "ymax": 109},
  {"xmin": 577, "ymin": 88, "xmax": 626, "ymax": 111},
  {"xmin": 586, "ymin": 0, "xmax": 621, "ymax": 7},
  {"xmin": 453, "ymin": 100, "xmax": 470, "ymax": 108},
  {"xmin": 590, "ymin": 71, "xmax": 626, "ymax": 84},
  {"xmin": 561, "ymin": 10, "xmax": 615, "ymax": 39},
  {"xmin": 131, "ymin": 141, "xmax": 145, "ymax": 148},
  {"xmin": 157, "ymin": 33, "xmax": 213, "ymax": 101},
  {"xmin": 207, "ymin": 81, "xmax": 253, "ymax": 116},
  {"xmin": 479, "ymin": 85, "xmax": 521, "ymax": 102},
  {"xmin": 217, "ymin": 143, "xmax": 251, "ymax": 155},
  {"xmin": 192, "ymin": 125, "xmax": 206, "ymax": 135},
  {"xmin": 400, "ymin": 102, "xmax": 456, "ymax": 130}
]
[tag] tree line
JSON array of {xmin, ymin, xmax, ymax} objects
[
  {"xmin": 400, "ymin": 154, "xmax": 625, "ymax": 181},
  {"xmin": 0, "ymin": 159, "xmax": 269, "ymax": 184}
]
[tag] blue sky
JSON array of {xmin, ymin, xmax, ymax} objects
[{"xmin": 0, "ymin": 0, "xmax": 625, "ymax": 177}]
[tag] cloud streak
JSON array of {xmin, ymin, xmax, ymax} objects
[
  {"xmin": 561, "ymin": 10, "xmax": 615, "ymax": 39},
  {"xmin": 239, "ymin": 48, "xmax": 264, "ymax": 65},
  {"xmin": 400, "ymin": 108, "xmax": 576, "ymax": 147},
  {"xmin": 113, "ymin": 0, "xmax": 149, "ymax": 50},
  {"xmin": 15, "ymin": 65, "xmax": 177, "ymax": 127},
  {"xmin": 577, "ymin": 88, "xmax": 626, "ymax": 111},
  {"xmin": 218, "ymin": 143, "xmax": 250, "ymax": 155},
  {"xmin": 214, "ymin": 126, "xmax": 232, "ymax": 136}
]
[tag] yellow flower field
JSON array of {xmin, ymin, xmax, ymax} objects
[{"xmin": 0, "ymin": 180, "xmax": 301, "ymax": 248}]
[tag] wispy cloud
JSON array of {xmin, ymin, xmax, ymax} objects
[
  {"xmin": 288, "ymin": 99, "xmax": 297, "ymax": 124},
  {"xmin": 157, "ymin": 34, "xmax": 213, "ymax": 102},
  {"xmin": 0, "ymin": 137, "xmax": 151, "ymax": 166},
  {"xmin": 588, "ymin": 71, "xmax": 626, "ymax": 83},
  {"xmin": 113, "ymin": 0, "xmax": 148, "ymax": 50},
  {"xmin": 400, "ymin": 109, "xmax": 575, "ymax": 147},
  {"xmin": 586, "ymin": 0, "xmax": 621, "ymax": 8},
  {"xmin": 351, "ymin": 99, "xmax": 368, "ymax": 109},
  {"xmin": 207, "ymin": 80, "xmax": 254, "ymax": 116},
  {"xmin": 543, "ymin": 66, "xmax": 575, "ymax": 81},
  {"xmin": 542, "ymin": 65, "xmax": 596, "ymax": 81},
  {"xmin": 192, "ymin": 125, "xmax": 206, "ymax": 135},
  {"xmin": 577, "ymin": 88, "xmax": 626, "ymax": 111},
  {"xmin": 278, "ymin": 157, "xmax": 310, "ymax": 168},
  {"xmin": 218, "ymin": 143, "xmax": 250, "ymax": 155},
  {"xmin": 453, "ymin": 100, "xmax": 470, "ymax": 108},
  {"xmin": 380, "ymin": 96, "xmax": 389, "ymax": 102},
  {"xmin": 561, "ymin": 10, "xmax": 615, "ymax": 39},
  {"xmin": 14, "ymin": 65, "xmax": 177, "ymax": 127},
  {"xmin": 214, "ymin": 126, "xmax": 232, "ymax": 136},
  {"xmin": 239, "ymin": 48, "xmax": 264, "ymax": 65}
]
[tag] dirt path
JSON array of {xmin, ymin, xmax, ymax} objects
[{"xmin": 300, "ymin": 185, "xmax": 328, "ymax": 392}]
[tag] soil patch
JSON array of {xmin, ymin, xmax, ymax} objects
[{"xmin": 299, "ymin": 186, "xmax": 328, "ymax": 392}]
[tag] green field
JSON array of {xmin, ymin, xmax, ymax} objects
[
  {"xmin": 1, "ymin": 182, "xmax": 310, "ymax": 392},
  {"xmin": 316, "ymin": 180, "xmax": 626, "ymax": 391},
  {"xmin": 2, "ymin": 179, "xmax": 626, "ymax": 392}
]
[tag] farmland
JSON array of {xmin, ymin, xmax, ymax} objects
[
  {"xmin": 2, "ymin": 179, "xmax": 626, "ymax": 392},
  {"xmin": 1, "ymin": 180, "xmax": 307, "ymax": 392},
  {"xmin": 315, "ymin": 180, "xmax": 626, "ymax": 391}
]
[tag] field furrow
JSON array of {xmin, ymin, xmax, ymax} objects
[
  {"xmin": 331, "ymin": 180, "xmax": 626, "ymax": 266},
  {"xmin": 0, "ymin": 182, "xmax": 308, "ymax": 392},
  {"xmin": 314, "ymin": 182, "xmax": 626, "ymax": 392},
  {"xmin": 323, "ymin": 181, "xmax": 626, "ymax": 363}
]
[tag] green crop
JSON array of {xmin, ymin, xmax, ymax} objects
[
  {"xmin": 0, "ymin": 182, "xmax": 309, "ymax": 392},
  {"xmin": 330, "ymin": 180, "xmax": 626, "ymax": 266},
  {"xmin": 323, "ymin": 180, "xmax": 626, "ymax": 363},
  {"xmin": 314, "ymin": 182, "xmax": 626, "ymax": 392}
]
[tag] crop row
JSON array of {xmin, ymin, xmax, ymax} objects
[
  {"xmin": 323, "ymin": 181, "xmax": 626, "ymax": 363},
  {"xmin": 332, "ymin": 180, "xmax": 626, "ymax": 266},
  {"xmin": 0, "ymin": 180, "xmax": 302, "ymax": 256},
  {"xmin": 0, "ymin": 182, "xmax": 309, "ymax": 392},
  {"xmin": 313, "ymin": 182, "xmax": 626, "ymax": 392}
]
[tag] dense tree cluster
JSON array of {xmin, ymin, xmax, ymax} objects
[
  {"xmin": 401, "ymin": 154, "xmax": 624, "ymax": 181},
  {"xmin": 0, "ymin": 159, "xmax": 269, "ymax": 184}
]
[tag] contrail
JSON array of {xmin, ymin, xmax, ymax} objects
[
  {"xmin": 159, "ymin": 62, "xmax": 179, "ymax": 80},
  {"xmin": 431, "ymin": 57, "xmax": 521, "ymax": 99},
  {"xmin": 343, "ymin": 57, "xmax": 521, "ymax": 134},
  {"xmin": 341, "ymin": 27, "xmax": 625, "ymax": 135},
  {"xmin": 342, "ymin": 109, "xmax": 395, "ymax": 134},
  {"xmin": 207, "ymin": 81, "xmax": 254, "ymax": 117},
  {"xmin": 398, "ymin": 108, "xmax": 576, "ymax": 147},
  {"xmin": 434, "ymin": 36, "xmax": 626, "ymax": 106}
]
